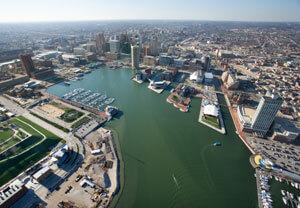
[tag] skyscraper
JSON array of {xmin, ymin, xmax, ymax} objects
[
  {"xmin": 95, "ymin": 33, "xmax": 106, "ymax": 55},
  {"xmin": 204, "ymin": 56, "xmax": 211, "ymax": 71},
  {"xmin": 149, "ymin": 37, "xmax": 160, "ymax": 56},
  {"xmin": 131, "ymin": 45, "xmax": 140, "ymax": 69},
  {"xmin": 109, "ymin": 40, "xmax": 120, "ymax": 53},
  {"xmin": 19, "ymin": 53, "xmax": 35, "ymax": 75},
  {"xmin": 251, "ymin": 90, "xmax": 283, "ymax": 137}
]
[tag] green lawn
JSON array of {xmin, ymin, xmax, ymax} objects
[
  {"xmin": 16, "ymin": 116, "xmax": 60, "ymax": 139},
  {"xmin": 0, "ymin": 128, "xmax": 14, "ymax": 143},
  {"xmin": 0, "ymin": 136, "xmax": 43, "ymax": 161},
  {"xmin": 0, "ymin": 137, "xmax": 21, "ymax": 152},
  {"xmin": 60, "ymin": 109, "xmax": 84, "ymax": 123},
  {"xmin": 0, "ymin": 116, "xmax": 62, "ymax": 186},
  {"xmin": 71, "ymin": 116, "xmax": 89, "ymax": 129},
  {"xmin": 0, "ymin": 137, "xmax": 61, "ymax": 186},
  {"xmin": 11, "ymin": 118, "xmax": 41, "ymax": 137},
  {"xmin": 202, "ymin": 116, "xmax": 220, "ymax": 129},
  {"xmin": 30, "ymin": 112, "xmax": 69, "ymax": 133}
]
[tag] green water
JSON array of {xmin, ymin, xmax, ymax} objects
[{"xmin": 47, "ymin": 67, "xmax": 257, "ymax": 208}]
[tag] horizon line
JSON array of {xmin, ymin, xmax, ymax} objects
[{"xmin": 0, "ymin": 18, "xmax": 300, "ymax": 24}]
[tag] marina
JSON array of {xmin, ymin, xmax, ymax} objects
[{"xmin": 61, "ymin": 88, "xmax": 116, "ymax": 111}]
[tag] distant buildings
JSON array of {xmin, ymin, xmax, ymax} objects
[
  {"xmin": 251, "ymin": 90, "xmax": 283, "ymax": 137},
  {"xmin": 131, "ymin": 45, "xmax": 140, "ymax": 69}
]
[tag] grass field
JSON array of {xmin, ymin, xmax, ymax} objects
[
  {"xmin": 202, "ymin": 116, "xmax": 220, "ymax": 129},
  {"xmin": 0, "ymin": 116, "xmax": 62, "ymax": 186},
  {"xmin": 11, "ymin": 118, "xmax": 41, "ymax": 137},
  {"xmin": 0, "ymin": 137, "xmax": 21, "ymax": 152},
  {"xmin": 71, "ymin": 116, "xmax": 89, "ymax": 129},
  {"xmin": 0, "ymin": 128, "xmax": 14, "ymax": 143},
  {"xmin": 30, "ymin": 112, "xmax": 69, "ymax": 132}
]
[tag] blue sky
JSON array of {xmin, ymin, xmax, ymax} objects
[{"xmin": 0, "ymin": 0, "xmax": 300, "ymax": 22}]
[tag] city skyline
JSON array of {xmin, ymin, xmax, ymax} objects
[{"xmin": 1, "ymin": 0, "xmax": 300, "ymax": 23}]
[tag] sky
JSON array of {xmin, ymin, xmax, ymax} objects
[{"xmin": 0, "ymin": 0, "xmax": 300, "ymax": 23}]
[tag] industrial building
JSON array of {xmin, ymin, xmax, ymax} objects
[
  {"xmin": 32, "ymin": 166, "xmax": 53, "ymax": 182},
  {"xmin": 0, "ymin": 180, "xmax": 28, "ymax": 208}
]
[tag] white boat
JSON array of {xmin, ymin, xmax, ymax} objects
[
  {"xmin": 281, "ymin": 190, "xmax": 286, "ymax": 196},
  {"xmin": 282, "ymin": 197, "xmax": 288, "ymax": 205},
  {"xmin": 291, "ymin": 182, "xmax": 295, "ymax": 187}
]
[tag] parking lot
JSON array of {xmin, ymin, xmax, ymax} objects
[{"xmin": 251, "ymin": 138, "xmax": 300, "ymax": 175}]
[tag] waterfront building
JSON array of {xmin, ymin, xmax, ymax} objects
[
  {"xmin": 203, "ymin": 102, "xmax": 219, "ymax": 118},
  {"xmin": 95, "ymin": 33, "xmax": 106, "ymax": 55},
  {"xmin": 109, "ymin": 40, "xmax": 120, "ymax": 53},
  {"xmin": 251, "ymin": 90, "xmax": 283, "ymax": 137},
  {"xmin": 131, "ymin": 45, "xmax": 140, "ymax": 69},
  {"xmin": 19, "ymin": 53, "xmax": 35, "ymax": 75},
  {"xmin": 0, "ymin": 179, "xmax": 28, "ymax": 208},
  {"xmin": 149, "ymin": 76, "xmax": 166, "ymax": 89}
]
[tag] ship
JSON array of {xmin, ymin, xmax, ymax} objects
[{"xmin": 214, "ymin": 142, "xmax": 221, "ymax": 146}]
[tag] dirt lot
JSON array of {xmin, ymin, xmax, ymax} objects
[{"xmin": 39, "ymin": 104, "xmax": 65, "ymax": 117}]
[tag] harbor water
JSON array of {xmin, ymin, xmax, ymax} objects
[{"xmin": 47, "ymin": 67, "xmax": 257, "ymax": 208}]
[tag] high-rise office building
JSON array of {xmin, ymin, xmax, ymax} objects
[
  {"xmin": 95, "ymin": 33, "xmax": 106, "ymax": 55},
  {"xmin": 251, "ymin": 90, "xmax": 283, "ymax": 137},
  {"xmin": 19, "ymin": 53, "xmax": 35, "ymax": 75},
  {"xmin": 149, "ymin": 37, "xmax": 160, "ymax": 56},
  {"xmin": 109, "ymin": 40, "xmax": 120, "ymax": 53},
  {"xmin": 131, "ymin": 45, "xmax": 140, "ymax": 69},
  {"xmin": 204, "ymin": 56, "xmax": 211, "ymax": 71}
]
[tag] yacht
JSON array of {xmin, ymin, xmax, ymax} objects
[{"xmin": 282, "ymin": 197, "xmax": 288, "ymax": 205}]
